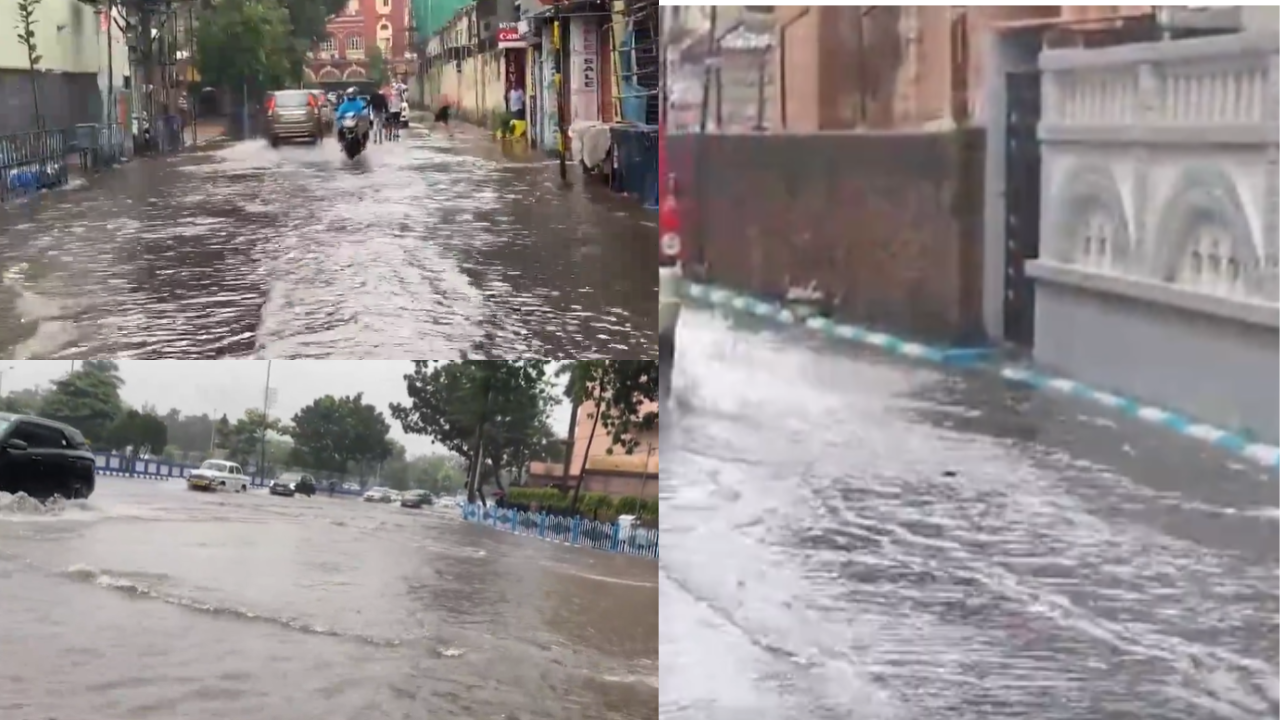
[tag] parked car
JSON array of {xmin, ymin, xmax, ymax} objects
[
  {"xmin": 187, "ymin": 459, "xmax": 249, "ymax": 493},
  {"xmin": 264, "ymin": 89, "xmax": 324, "ymax": 147},
  {"xmin": 362, "ymin": 486, "xmax": 395, "ymax": 503},
  {"xmin": 399, "ymin": 489, "xmax": 433, "ymax": 508},
  {"xmin": 658, "ymin": 120, "xmax": 683, "ymax": 366},
  {"xmin": 0, "ymin": 412, "xmax": 96, "ymax": 501}
]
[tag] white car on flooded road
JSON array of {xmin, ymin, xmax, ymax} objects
[
  {"xmin": 186, "ymin": 459, "xmax": 250, "ymax": 493},
  {"xmin": 362, "ymin": 487, "xmax": 395, "ymax": 503}
]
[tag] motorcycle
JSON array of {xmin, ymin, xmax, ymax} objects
[{"xmin": 335, "ymin": 110, "xmax": 370, "ymax": 159}]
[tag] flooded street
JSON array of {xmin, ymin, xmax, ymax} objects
[
  {"xmin": 0, "ymin": 478, "xmax": 657, "ymax": 719},
  {"xmin": 660, "ymin": 308, "xmax": 1279, "ymax": 720},
  {"xmin": 0, "ymin": 129, "xmax": 654, "ymax": 359}
]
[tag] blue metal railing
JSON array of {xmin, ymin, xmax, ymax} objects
[
  {"xmin": 0, "ymin": 128, "xmax": 69, "ymax": 203},
  {"xmin": 460, "ymin": 503, "xmax": 658, "ymax": 559}
]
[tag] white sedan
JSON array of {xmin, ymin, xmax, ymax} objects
[{"xmin": 362, "ymin": 487, "xmax": 396, "ymax": 503}]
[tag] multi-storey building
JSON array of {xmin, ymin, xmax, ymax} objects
[{"xmin": 304, "ymin": 0, "xmax": 415, "ymax": 85}]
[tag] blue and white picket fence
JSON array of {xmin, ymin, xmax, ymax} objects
[
  {"xmin": 92, "ymin": 452, "xmax": 269, "ymax": 485},
  {"xmin": 460, "ymin": 503, "xmax": 658, "ymax": 560}
]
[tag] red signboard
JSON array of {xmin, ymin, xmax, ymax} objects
[{"xmin": 497, "ymin": 22, "xmax": 520, "ymax": 43}]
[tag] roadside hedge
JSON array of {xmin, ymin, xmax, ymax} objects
[{"xmin": 503, "ymin": 487, "xmax": 657, "ymax": 523}]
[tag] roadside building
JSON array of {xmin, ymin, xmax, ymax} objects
[
  {"xmin": 306, "ymin": 0, "xmax": 418, "ymax": 89},
  {"xmin": 0, "ymin": 0, "xmax": 129, "ymax": 135},
  {"xmin": 525, "ymin": 398, "xmax": 658, "ymax": 499}
]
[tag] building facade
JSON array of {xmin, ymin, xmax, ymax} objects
[
  {"xmin": 305, "ymin": 0, "xmax": 416, "ymax": 85},
  {"xmin": 0, "ymin": 0, "xmax": 128, "ymax": 134}
]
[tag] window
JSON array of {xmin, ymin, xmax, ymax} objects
[
  {"xmin": 379, "ymin": 0, "xmax": 391, "ymax": 12},
  {"xmin": 381, "ymin": 38, "xmax": 392, "ymax": 54},
  {"xmin": 10, "ymin": 422, "xmax": 68, "ymax": 450},
  {"xmin": 347, "ymin": 35, "xmax": 364, "ymax": 51},
  {"xmin": 320, "ymin": 36, "xmax": 336, "ymax": 52}
]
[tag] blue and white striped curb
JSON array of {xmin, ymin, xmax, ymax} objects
[
  {"xmin": 682, "ymin": 280, "xmax": 1280, "ymax": 471},
  {"xmin": 999, "ymin": 367, "xmax": 1280, "ymax": 470},
  {"xmin": 683, "ymin": 281, "xmax": 994, "ymax": 367}
]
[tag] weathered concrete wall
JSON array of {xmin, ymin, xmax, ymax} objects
[
  {"xmin": 668, "ymin": 130, "xmax": 987, "ymax": 345},
  {"xmin": 0, "ymin": 70, "xmax": 102, "ymax": 136},
  {"xmin": 422, "ymin": 50, "xmax": 505, "ymax": 125}
]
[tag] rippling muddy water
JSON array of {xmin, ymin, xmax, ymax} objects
[
  {"xmin": 660, "ymin": 309, "xmax": 1279, "ymax": 720},
  {"xmin": 0, "ymin": 131, "xmax": 655, "ymax": 359},
  {"xmin": 0, "ymin": 479, "xmax": 657, "ymax": 719}
]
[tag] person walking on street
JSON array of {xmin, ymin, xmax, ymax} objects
[
  {"xmin": 508, "ymin": 86, "xmax": 525, "ymax": 122},
  {"xmin": 431, "ymin": 94, "xmax": 454, "ymax": 138}
]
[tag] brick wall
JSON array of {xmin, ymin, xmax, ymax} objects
[{"xmin": 668, "ymin": 129, "xmax": 987, "ymax": 345}]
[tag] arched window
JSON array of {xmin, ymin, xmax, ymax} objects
[
  {"xmin": 319, "ymin": 36, "xmax": 336, "ymax": 52},
  {"xmin": 378, "ymin": 0, "xmax": 391, "ymax": 13},
  {"xmin": 347, "ymin": 35, "xmax": 364, "ymax": 51}
]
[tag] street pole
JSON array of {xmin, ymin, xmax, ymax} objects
[
  {"xmin": 242, "ymin": 79, "xmax": 249, "ymax": 139},
  {"xmin": 106, "ymin": 0, "xmax": 115, "ymax": 125},
  {"xmin": 553, "ymin": 4, "xmax": 566, "ymax": 182},
  {"xmin": 258, "ymin": 360, "xmax": 272, "ymax": 484},
  {"xmin": 209, "ymin": 409, "xmax": 217, "ymax": 453}
]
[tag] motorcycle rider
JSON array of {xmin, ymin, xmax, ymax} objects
[{"xmin": 334, "ymin": 86, "xmax": 370, "ymax": 144}]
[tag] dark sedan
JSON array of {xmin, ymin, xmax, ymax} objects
[
  {"xmin": 0, "ymin": 412, "xmax": 96, "ymax": 501},
  {"xmin": 270, "ymin": 471, "xmax": 317, "ymax": 497},
  {"xmin": 399, "ymin": 489, "xmax": 433, "ymax": 508}
]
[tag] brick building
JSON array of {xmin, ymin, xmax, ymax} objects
[{"xmin": 304, "ymin": 0, "xmax": 415, "ymax": 86}]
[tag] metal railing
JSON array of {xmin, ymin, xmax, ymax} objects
[
  {"xmin": 0, "ymin": 128, "xmax": 69, "ymax": 204},
  {"xmin": 461, "ymin": 502, "xmax": 659, "ymax": 559}
]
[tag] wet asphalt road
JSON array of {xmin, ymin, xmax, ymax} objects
[
  {"xmin": 660, "ymin": 307, "xmax": 1279, "ymax": 720},
  {"xmin": 0, "ymin": 480, "xmax": 657, "ymax": 719},
  {"xmin": 0, "ymin": 128, "xmax": 655, "ymax": 359}
]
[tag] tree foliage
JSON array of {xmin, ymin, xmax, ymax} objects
[
  {"xmin": 559, "ymin": 361, "xmax": 659, "ymax": 454},
  {"xmin": 195, "ymin": 0, "xmax": 300, "ymax": 95},
  {"xmin": 216, "ymin": 408, "xmax": 284, "ymax": 467},
  {"xmin": 558, "ymin": 361, "xmax": 659, "ymax": 510},
  {"xmin": 287, "ymin": 393, "xmax": 393, "ymax": 475},
  {"xmin": 38, "ymin": 361, "xmax": 126, "ymax": 444},
  {"xmin": 280, "ymin": 0, "xmax": 347, "ymax": 43},
  {"xmin": 390, "ymin": 361, "xmax": 553, "ymax": 503},
  {"xmin": 102, "ymin": 408, "xmax": 169, "ymax": 457}
]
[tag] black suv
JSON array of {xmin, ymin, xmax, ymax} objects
[{"xmin": 0, "ymin": 412, "xmax": 97, "ymax": 500}]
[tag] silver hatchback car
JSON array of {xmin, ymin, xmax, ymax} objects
[{"xmin": 264, "ymin": 89, "xmax": 323, "ymax": 146}]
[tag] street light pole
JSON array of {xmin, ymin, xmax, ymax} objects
[{"xmin": 258, "ymin": 360, "xmax": 272, "ymax": 484}]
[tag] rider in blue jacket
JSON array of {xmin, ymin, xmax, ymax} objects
[{"xmin": 334, "ymin": 86, "xmax": 369, "ymax": 138}]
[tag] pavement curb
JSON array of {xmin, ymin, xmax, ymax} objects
[{"xmin": 683, "ymin": 280, "xmax": 1280, "ymax": 471}]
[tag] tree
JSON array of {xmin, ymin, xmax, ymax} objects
[
  {"xmin": 15, "ymin": 0, "xmax": 43, "ymax": 127},
  {"xmin": 39, "ymin": 362, "xmax": 126, "ymax": 444},
  {"xmin": 390, "ymin": 361, "xmax": 552, "ymax": 505},
  {"xmin": 0, "ymin": 386, "xmax": 46, "ymax": 415},
  {"xmin": 366, "ymin": 45, "xmax": 388, "ymax": 87},
  {"xmin": 558, "ymin": 361, "xmax": 659, "ymax": 510},
  {"xmin": 280, "ymin": 0, "xmax": 347, "ymax": 43},
  {"xmin": 287, "ymin": 393, "xmax": 393, "ymax": 476},
  {"xmin": 222, "ymin": 409, "xmax": 284, "ymax": 467},
  {"xmin": 196, "ymin": 0, "xmax": 299, "ymax": 98},
  {"xmin": 102, "ymin": 409, "xmax": 169, "ymax": 457}
]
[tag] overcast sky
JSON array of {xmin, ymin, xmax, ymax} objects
[{"xmin": 0, "ymin": 361, "xmax": 572, "ymax": 457}]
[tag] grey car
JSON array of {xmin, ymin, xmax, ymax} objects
[{"xmin": 264, "ymin": 89, "xmax": 323, "ymax": 147}]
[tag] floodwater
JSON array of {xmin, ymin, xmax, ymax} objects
[
  {"xmin": 0, "ymin": 129, "xmax": 655, "ymax": 359},
  {"xmin": 0, "ymin": 479, "xmax": 657, "ymax": 719},
  {"xmin": 660, "ymin": 307, "xmax": 1279, "ymax": 720}
]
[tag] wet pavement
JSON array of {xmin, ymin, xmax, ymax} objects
[
  {"xmin": 0, "ymin": 128, "xmax": 655, "ymax": 359},
  {"xmin": 0, "ymin": 479, "xmax": 657, "ymax": 719},
  {"xmin": 660, "ymin": 307, "xmax": 1279, "ymax": 720}
]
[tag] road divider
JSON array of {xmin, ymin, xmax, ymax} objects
[
  {"xmin": 461, "ymin": 503, "xmax": 657, "ymax": 560},
  {"xmin": 683, "ymin": 280, "xmax": 1280, "ymax": 470}
]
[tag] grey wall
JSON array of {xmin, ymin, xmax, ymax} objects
[
  {"xmin": 0, "ymin": 70, "xmax": 102, "ymax": 135},
  {"xmin": 1034, "ymin": 278, "xmax": 1278, "ymax": 441}
]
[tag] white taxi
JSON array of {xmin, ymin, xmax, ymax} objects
[{"xmin": 187, "ymin": 459, "xmax": 250, "ymax": 493}]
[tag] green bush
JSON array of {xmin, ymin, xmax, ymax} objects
[{"xmin": 503, "ymin": 487, "xmax": 656, "ymax": 523}]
